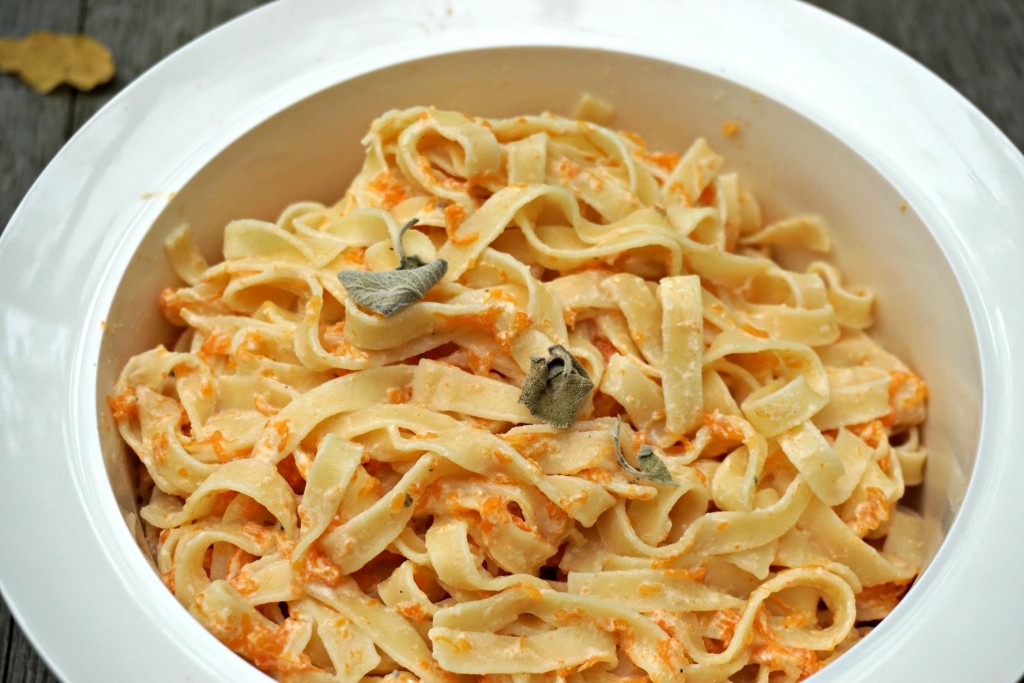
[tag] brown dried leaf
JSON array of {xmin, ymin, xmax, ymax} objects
[{"xmin": 0, "ymin": 31, "xmax": 115, "ymax": 94}]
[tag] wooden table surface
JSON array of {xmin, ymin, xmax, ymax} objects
[{"xmin": 1, "ymin": 1, "xmax": 1022, "ymax": 681}]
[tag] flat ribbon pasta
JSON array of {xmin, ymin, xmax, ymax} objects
[{"xmin": 110, "ymin": 105, "xmax": 928, "ymax": 683}]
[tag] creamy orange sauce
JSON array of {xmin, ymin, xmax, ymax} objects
[{"xmin": 367, "ymin": 170, "xmax": 411, "ymax": 209}]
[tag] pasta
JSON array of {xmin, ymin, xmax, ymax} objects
[{"xmin": 109, "ymin": 105, "xmax": 929, "ymax": 682}]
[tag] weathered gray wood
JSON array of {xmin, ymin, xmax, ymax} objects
[
  {"xmin": 0, "ymin": 2, "xmax": 1022, "ymax": 683},
  {"xmin": 0, "ymin": 619, "xmax": 57, "ymax": 683},
  {"xmin": 0, "ymin": 599, "xmax": 9, "ymax": 682},
  {"xmin": 71, "ymin": 0, "xmax": 271, "ymax": 129},
  {"xmin": 805, "ymin": 0, "xmax": 1024, "ymax": 150},
  {"xmin": 0, "ymin": 0, "xmax": 83, "ymax": 232}
]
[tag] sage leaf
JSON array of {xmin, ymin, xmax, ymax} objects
[
  {"xmin": 338, "ymin": 260, "xmax": 447, "ymax": 316},
  {"xmin": 518, "ymin": 344, "xmax": 594, "ymax": 428},
  {"xmin": 394, "ymin": 218, "xmax": 428, "ymax": 270},
  {"xmin": 611, "ymin": 416, "xmax": 676, "ymax": 485},
  {"xmin": 337, "ymin": 218, "xmax": 447, "ymax": 317}
]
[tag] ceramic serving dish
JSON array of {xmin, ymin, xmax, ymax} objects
[{"xmin": 1, "ymin": 1, "xmax": 1022, "ymax": 680}]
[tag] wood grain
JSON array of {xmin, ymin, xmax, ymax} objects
[
  {"xmin": 70, "ymin": 0, "xmax": 270, "ymax": 129},
  {"xmin": 804, "ymin": 0, "xmax": 1024, "ymax": 151},
  {"xmin": 1, "ymin": 1, "xmax": 1022, "ymax": 682},
  {"xmin": 0, "ymin": 0, "xmax": 85, "ymax": 234}
]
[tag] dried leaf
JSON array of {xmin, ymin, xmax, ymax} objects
[
  {"xmin": 611, "ymin": 416, "xmax": 676, "ymax": 485},
  {"xmin": 0, "ymin": 31, "xmax": 114, "ymax": 94},
  {"xmin": 519, "ymin": 345, "xmax": 594, "ymax": 428},
  {"xmin": 337, "ymin": 218, "xmax": 447, "ymax": 317}
]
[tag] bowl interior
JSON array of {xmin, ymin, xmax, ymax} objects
[{"xmin": 96, "ymin": 45, "xmax": 980, "ymax": 615}]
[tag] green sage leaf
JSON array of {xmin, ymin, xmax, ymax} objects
[
  {"xmin": 611, "ymin": 416, "xmax": 676, "ymax": 485},
  {"xmin": 338, "ymin": 260, "xmax": 447, "ymax": 316},
  {"xmin": 394, "ymin": 218, "xmax": 427, "ymax": 270},
  {"xmin": 337, "ymin": 218, "xmax": 447, "ymax": 317},
  {"xmin": 518, "ymin": 344, "xmax": 594, "ymax": 428}
]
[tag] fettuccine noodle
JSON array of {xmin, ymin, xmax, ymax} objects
[{"xmin": 110, "ymin": 106, "xmax": 928, "ymax": 682}]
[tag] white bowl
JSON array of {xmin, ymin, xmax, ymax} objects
[{"xmin": 2, "ymin": 1, "xmax": 1023, "ymax": 681}]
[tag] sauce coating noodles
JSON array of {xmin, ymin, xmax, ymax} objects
[{"xmin": 110, "ymin": 107, "xmax": 928, "ymax": 682}]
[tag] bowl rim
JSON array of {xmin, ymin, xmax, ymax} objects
[{"xmin": 1, "ymin": 1, "xmax": 1023, "ymax": 681}]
